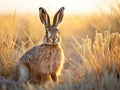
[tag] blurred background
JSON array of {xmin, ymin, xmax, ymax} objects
[
  {"xmin": 0, "ymin": 0, "xmax": 115, "ymax": 14},
  {"xmin": 0, "ymin": 0, "xmax": 119, "ymax": 38},
  {"xmin": 0, "ymin": 0, "xmax": 120, "ymax": 76}
]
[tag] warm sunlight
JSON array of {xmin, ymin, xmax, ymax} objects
[
  {"xmin": 0, "ymin": 0, "xmax": 120, "ymax": 89},
  {"xmin": 0, "ymin": 0, "xmax": 114, "ymax": 14}
]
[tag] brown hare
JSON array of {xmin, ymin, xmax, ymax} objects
[{"xmin": 10, "ymin": 7, "xmax": 65, "ymax": 84}]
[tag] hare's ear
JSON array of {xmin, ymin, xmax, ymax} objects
[
  {"xmin": 53, "ymin": 7, "xmax": 65, "ymax": 26},
  {"xmin": 39, "ymin": 7, "xmax": 50, "ymax": 27}
]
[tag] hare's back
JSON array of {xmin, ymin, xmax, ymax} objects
[{"xmin": 19, "ymin": 45, "xmax": 43, "ymax": 62}]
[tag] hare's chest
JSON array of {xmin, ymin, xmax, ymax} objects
[
  {"xmin": 37, "ymin": 46, "xmax": 62, "ymax": 61},
  {"xmin": 36, "ymin": 46, "xmax": 62, "ymax": 74}
]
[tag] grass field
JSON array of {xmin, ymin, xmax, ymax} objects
[{"xmin": 0, "ymin": 5, "xmax": 120, "ymax": 90}]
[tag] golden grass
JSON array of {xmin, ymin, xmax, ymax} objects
[
  {"xmin": 0, "ymin": 13, "xmax": 120, "ymax": 90},
  {"xmin": 71, "ymin": 31, "xmax": 120, "ymax": 79}
]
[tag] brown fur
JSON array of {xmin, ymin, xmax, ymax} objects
[
  {"xmin": 10, "ymin": 44, "xmax": 64, "ymax": 84},
  {"xmin": 10, "ymin": 7, "xmax": 65, "ymax": 84}
]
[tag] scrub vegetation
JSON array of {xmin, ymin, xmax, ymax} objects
[{"xmin": 0, "ymin": 3, "xmax": 120, "ymax": 90}]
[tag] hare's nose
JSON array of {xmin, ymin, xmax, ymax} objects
[
  {"xmin": 52, "ymin": 38, "xmax": 58, "ymax": 42},
  {"xmin": 50, "ymin": 37, "xmax": 58, "ymax": 43},
  {"xmin": 52, "ymin": 38, "xmax": 56, "ymax": 42}
]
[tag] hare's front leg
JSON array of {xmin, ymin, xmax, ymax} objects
[
  {"xmin": 10, "ymin": 63, "xmax": 29, "ymax": 83},
  {"xmin": 51, "ymin": 73, "xmax": 58, "ymax": 83}
]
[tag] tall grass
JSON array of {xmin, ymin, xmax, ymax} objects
[
  {"xmin": 0, "ymin": 31, "xmax": 120, "ymax": 90},
  {"xmin": 0, "ymin": 34, "xmax": 15, "ymax": 78},
  {"xmin": 0, "ymin": 6, "xmax": 120, "ymax": 89}
]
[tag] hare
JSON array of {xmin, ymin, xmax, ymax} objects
[{"xmin": 10, "ymin": 7, "xmax": 65, "ymax": 84}]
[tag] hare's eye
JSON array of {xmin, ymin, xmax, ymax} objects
[{"xmin": 58, "ymin": 31, "xmax": 60, "ymax": 33}]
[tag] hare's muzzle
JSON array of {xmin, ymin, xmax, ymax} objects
[{"xmin": 50, "ymin": 37, "xmax": 59, "ymax": 45}]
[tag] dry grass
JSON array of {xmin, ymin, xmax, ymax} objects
[{"xmin": 0, "ymin": 9, "xmax": 120, "ymax": 90}]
